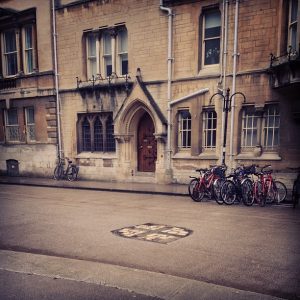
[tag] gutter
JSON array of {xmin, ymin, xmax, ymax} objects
[
  {"xmin": 159, "ymin": 0, "xmax": 173, "ymax": 171},
  {"xmin": 52, "ymin": 0, "xmax": 63, "ymax": 159}
]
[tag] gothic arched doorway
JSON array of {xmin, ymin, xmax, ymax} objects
[{"xmin": 137, "ymin": 112, "xmax": 157, "ymax": 172}]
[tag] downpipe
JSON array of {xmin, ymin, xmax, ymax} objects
[
  {"xmin": 160, "ymin": 1, "xmax": 173, "ymax": 171},
  {"xmin": 229, "ymin": 0, "xmax": 240, "ymax": 164},
  {"xmin": 52, "ymin": 0, "xmax": 63, "ymax": 160}
]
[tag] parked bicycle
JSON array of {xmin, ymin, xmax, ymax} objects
[
  {"xmin": 188, "ymin": 165, "xmax": 226, "ymax": 203},
  {"xmin": 291, "ymin": 167, "xmax": 300, "ymax": 209},
  {"xmin": 220, "ymin": 165, "xmax": 255, "ymax": 206},
  {"xmin": 252, "ymin": 165, "xmax": 287, "ymax": 207},
  {"xmin": 53, "ymin": 157, "xmax": 79, "ymax": 181}
]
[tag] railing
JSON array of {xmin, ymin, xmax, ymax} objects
[
  {"xmin": 76, "ymin": 73, "xmax": 132, "ymax": 93},
  {"xmin": 0, "ymin": 78, "xmax": 17, "ymax": 90}
]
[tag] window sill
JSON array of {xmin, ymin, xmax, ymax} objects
[
  {"xmin": 172, "ymin": 151, "xmax": 218, "ymax": 160},
  {"xmin": 236, "ymin": 152, "xmax": 282, "ymax": 161},
  {"xmin": 76, "ymin": 152, "xmax": 117, "ymax": 159},
  {"xmin": 198, "ymin": 65, "xmax": 220, "ymax": 77},
  {"xmin": 199, "ymin": 152, "xmax": 219, "ymax": 160}
]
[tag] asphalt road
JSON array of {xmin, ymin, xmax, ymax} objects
[{"xmin": 0, "ymin": 184, "xmax": 299, "ymax": 299}]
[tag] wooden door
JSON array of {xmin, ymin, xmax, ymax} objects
[{"xmin": 137, "ymin": 113, "xmax": 157, "ymax": 172}]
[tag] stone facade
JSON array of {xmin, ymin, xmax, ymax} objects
[
  {"xmin": 1, "ymin": 0, "xmax": 300, "ymax": 186},
  {"xmin": 0, "ymin": 0, "xmax": 58, "ymax": 177}
]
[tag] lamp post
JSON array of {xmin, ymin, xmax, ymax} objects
[{"xmin": 210, "ymin": 88, "xmax": 246, "ymax": 165}]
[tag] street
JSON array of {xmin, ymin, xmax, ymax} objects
[{"xmin": 0, "ymin": 184, "xmax": 299, "ymax": 299}]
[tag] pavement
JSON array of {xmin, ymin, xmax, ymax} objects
[
  {"xmin": 0, "ymin": 175, "xmax": 297, "ymax": 300},
  {"xmin": 0, "ymin": 175, "xmax": 188, "ymax": 196},
  {"xmin": 0, "ymin": 174, "xmax": 293, "ymax": 202}
]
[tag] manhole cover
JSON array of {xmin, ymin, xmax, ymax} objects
[{"xmin": 112, "ymin": 223, "xmax": 192, "ymax": 244}]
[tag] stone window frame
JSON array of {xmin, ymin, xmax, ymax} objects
[
  {"xmin": 84, "ymin": 26, "xmax": 128, "ymax": 80},
  {"xmin": 77, "ymin": 112, "xmax": 116, "ymax": 153}
]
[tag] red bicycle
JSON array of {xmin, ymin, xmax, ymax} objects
[
  {"xmin": 188, "ymin": 165, "xmax": 226, "ymax": 203},
  {"xmin": 252, "ymin": 165, "xmax": 287, "ymax": 206}
]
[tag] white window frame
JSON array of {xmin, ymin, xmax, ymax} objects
[
  {"xmin": 178, "ymin": 109, "xmax": 191, "ymax": 149},
  {"xmin": 85, "ymin": 27, "xmax": 128, "ymax": 80},
  {"xmin": 117, "ymin": 28, "xmax": 128, "ymax": 76},
  {"xmin": 288, "ymin": 0, "xmax": 299, "ymax": 52},
  {"xmin": 25, "ymin": 107, "xmax": 36, "ymax": 142},
  {"xmin": 4, "ymin": 108, "xmax": 20, "ymax": 142},
  {"xmin": 22, "ymin": 24, "xmax": 36, "ymax": 74},
  {"xmin": 263, "ymin": 105, "xmax": 280, "ymax": 150},
  {"xmin": 241, "ymin": 109, "xmax": 259, "ymax": 149},
  {"xmin": 1, "ymin": 29, "xmax": 20, "ymax": 77},
  {"xmin": 86, "ymin": 32, "xmax": 99, "ymax": 80},
  {"xmin": 202, "ymin": 110, "xmax": 217, "ymax": 150},
  {"xmin": 102, "ymin": 31, "xmax": 113, "ymax": 77},
  {"xmin": 202, "ymin": 9, "xmax": 221, "ymax": 67}
]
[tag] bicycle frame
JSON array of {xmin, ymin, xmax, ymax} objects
[{"xmin": 53, "ymin": 157, "xmax": 79, "ymax": 181}]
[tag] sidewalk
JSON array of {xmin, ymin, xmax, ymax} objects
[{"xmin": 0, "ymin": 175, "xmax": 188, "ymax": 197}]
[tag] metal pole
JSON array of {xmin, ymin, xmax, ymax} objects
[{"xmin": 222, "ymin": 88, "xmax": 230, "ymax": 165}]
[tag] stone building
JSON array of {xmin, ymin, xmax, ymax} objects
[
  {"xmin": 1, "ymin": 0, "xmax": 300, "ymax": 186},
  {"xmin": 0, "ymin": 0, "xmax": 58, "ymax": 176}
]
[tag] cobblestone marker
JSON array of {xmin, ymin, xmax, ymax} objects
[{"xmin": 112, "ymin": 223, "xmax": 192, "ymax": 244}]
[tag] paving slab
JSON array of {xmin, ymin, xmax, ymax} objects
[{"xmin": 0, "ymin": 250, "xmax": 285, "ymax": 300}]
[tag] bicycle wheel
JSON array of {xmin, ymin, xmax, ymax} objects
[
  {"xmin": 67, "ymin": 166, "xmax": 77, "ymax": 181},
  {"xmin": 213, "ymin": 178, "xmax": 225, "ymax": 205},
  {"xmin": 53, "ymin": 165, "xmax": 63, "ymax": 180},
  {"xmin": 254, "ymin": 181, "xmax": 266, "ymax": 207},
  {"xmin": 241, "ymin": 179, "xmax": 254, "ymax": 206},
  {"xmin": 266, "ymin": 181, "xmax": 276, "ymax": 204},
  {"xmin": 273, "ymin": 181, "xmax": 287, "ymax": 204},
  {"xmin": 189, "ymin": 179, "xmax": 206, "ymax": 202},
  {"xmin": 221, "ymin": 180, "xmax": 237, "ymax": 205}
]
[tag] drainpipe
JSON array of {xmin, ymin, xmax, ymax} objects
[
  {"xmin": 220, "ymin": 0, "xmax": 229, "ymax": 164},
  {"xmin": 52, "ymin": 0, "xmax": 62, "ymax": 159},
  {"xmin": 160, "ymin": 0, "xmax": 173, "ymax": 170},
  {"xmin": 229, "ymin": 0, "xmax": 239, "ymax": 164}
]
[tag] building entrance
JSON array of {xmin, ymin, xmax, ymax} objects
[{"xmin": 137, "ymin": 113, "xmax": 157, "ymax": 172}]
